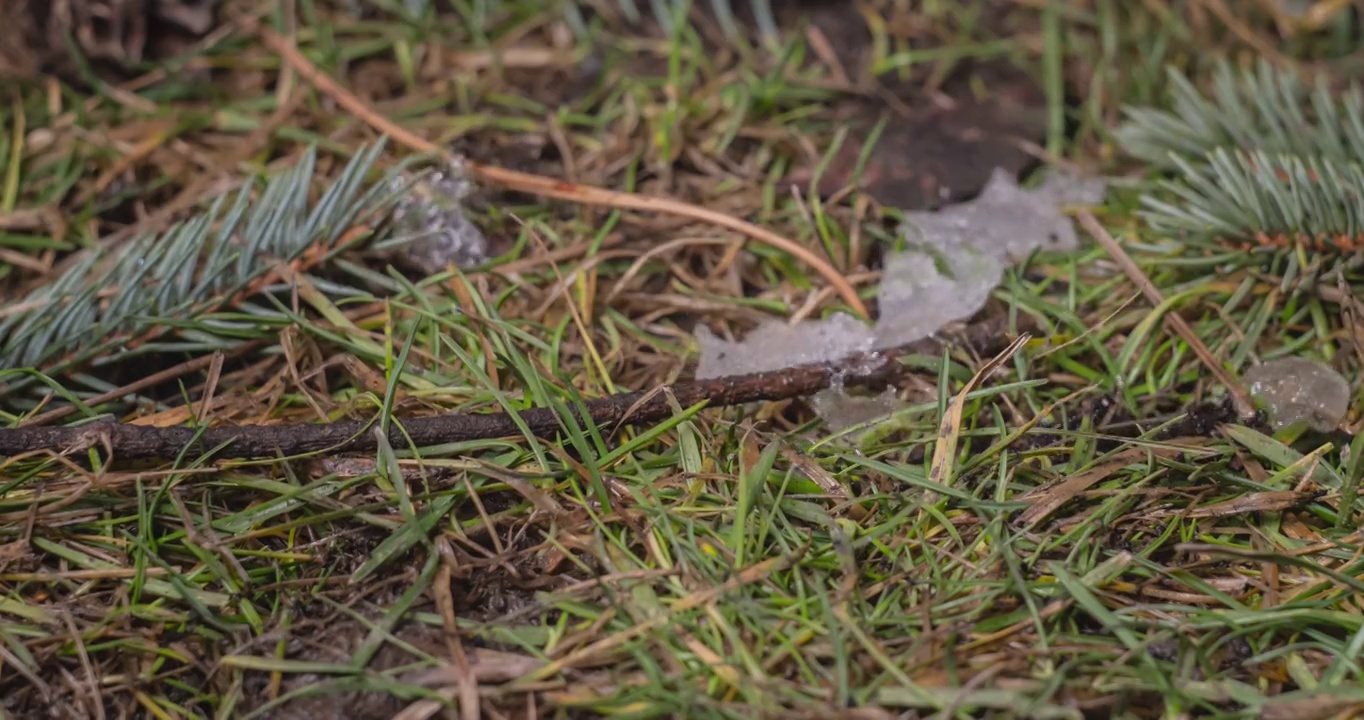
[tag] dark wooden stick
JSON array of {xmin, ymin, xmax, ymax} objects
[{"xmin": 0, "ymin": 317, "xmax": 1027, "ymax": 463}]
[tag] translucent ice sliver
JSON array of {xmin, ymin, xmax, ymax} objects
[
  {"xmin": 899, "ymin": 168, "xmax": 1099, "ymax": 261},
  {"xmin": 1244, "ymin": 357, "xmax": 1351, "ymax": 432},
  {"xmin": 694, "ymin": 312, "xmax": 876, "ymax": 378},
  {"xmin": 695, "ymin": 167, "xmax": 1108, "ymax": 389},
  {"xmin": 872, "ymin": 249, "xmax": 1004, "ymax": 350},
  {"xmin": 808, "ymin": 386, "xmax": 905, "ymax": 432}
]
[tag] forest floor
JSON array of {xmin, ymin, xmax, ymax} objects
[{"xmin": 3, "ymin": 1, "xmax": 1364, "ymax": 719}]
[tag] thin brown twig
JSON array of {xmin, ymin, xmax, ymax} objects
[
  {"xmin": 1077, "ymin": 209, "xmax": 1255, "ymax": 418},
  {"xmin": 0, "ymin": 318, "xmax": 1024, "ymax": 463},
  {"xmin": 255, "ymin": 27, "xmax": 869, "ymax": 319}
]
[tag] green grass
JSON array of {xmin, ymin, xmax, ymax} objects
[{"xmin": 2, "ymin": 1, "xmax": 1364, "ymax": 718}]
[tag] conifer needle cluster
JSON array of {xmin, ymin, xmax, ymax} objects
[
  {"xmin": 1118, "ymin": 59, "xmax": 1364, "ymax": 259},
  {"xmin": 0, "ymin": 142, "xmax": 407, "ymax": 403}
]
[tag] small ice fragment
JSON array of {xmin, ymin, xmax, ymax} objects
[
  {"xmin": 1244, "ymin": 357, "xmax": 1351, "ymax": 432},
  {"xmin": 870, "ymin": 167, "xmax": 1107, "ymax": 353},
  {"xmin": 809, "ymin": 386, "xmax": 903, "ymax": 431},
  {"xmin": 694, "ymin": 313, "xmax": 875, "ymax": 379},
  {"xmin": 690, "ymin": 166, "xmax": 1108, "ymax": 431},
  {"xmin": 899, "ymin": 167, "xmax": 1108, "ymax": 263},
  {"xmin": 872, "ymin": 249, "xmax": 1003, "ymax": 350},
  {"xmin": 379, "ymin": 160, "xmax": 489, "ymax": 273},
  {"xmin": 1036, "ymin": 168, "xmax": 1110, "ymax": 207}
]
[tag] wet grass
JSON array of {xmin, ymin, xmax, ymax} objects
[{"xmin": 3, "ymin": 1, "xmax": 1364, "ymax": 718}]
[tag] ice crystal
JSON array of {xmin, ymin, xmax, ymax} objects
[
  {"xmin": 1244, "ymin": 357, "xmax": 1351, "ymax": 432},
  {"xmin": 694, "ymin": 167, "xmax": 1108, "ymax": 430},
  {"xmin": 379, "ymin": 160, "xmax": 489, "ymax": 273}
]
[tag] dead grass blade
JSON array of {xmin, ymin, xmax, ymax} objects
[
  {"xmin": 926, "ymin": 333, "xmax": 1030, "ymax": 496},
  {"xmin": 256, "ymin": 27, "xmax": 868, "ymax": 319}
]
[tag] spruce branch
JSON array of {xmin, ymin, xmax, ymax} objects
[
  {"xmin": 1117, "ymin": 59, "xmax": 1364, "ymax": 261},
  {"xmin": 1141, "ymin": 148, "xmax": 1364, "ymax": 248},
  {"xmin": 0, "ymin": 141, "xmax": 409, "ymax": 397},
  {"xmin": 1118, "ymin": 58, "xmax": 1364, "ymax": 169}
]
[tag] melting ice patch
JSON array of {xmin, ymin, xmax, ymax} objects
[
  {"xmin": 696, "ymin": 168, "xmax": 1106, "ymax": 376},
  {"xmin": 809, "ymin": 386, "xmax": 905, "ymax": 432},
  {"xmin": 871, "ymin": 248, "xmax": 1004, "ymax": 351},
  {"xmin": 694, "ymin": 311, "xmax": 875, "ymax": 379},
  {"xmin": 694, "ymin": 167, "xmax": 1107, "ymax": 429},
  {"xmin": 1244, "ymin": 357, "xmax": 1351, "ymax": 432}
]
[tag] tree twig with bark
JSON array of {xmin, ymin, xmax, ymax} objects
[{"xmin": 0, "ymin": 317, "xmax": 1029, "ymax": 464}]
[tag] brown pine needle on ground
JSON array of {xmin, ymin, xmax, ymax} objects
[
  {"xmin": 1077, "ymin": 208, "xmax": 1256, "ymax": 417},
  {"xmin": 257, "ymin": 27, "xmax": 869, "ymax": 320}
]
